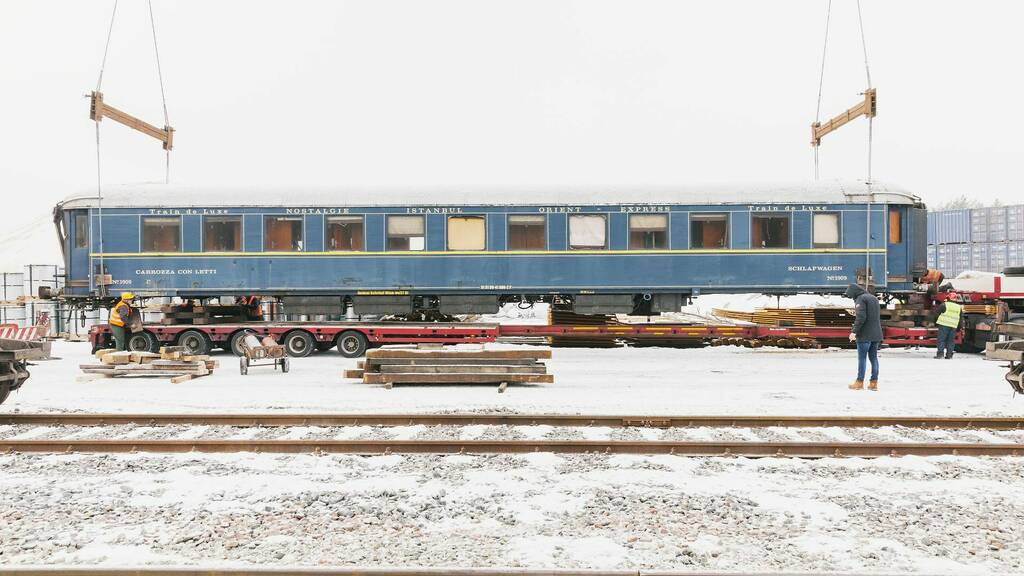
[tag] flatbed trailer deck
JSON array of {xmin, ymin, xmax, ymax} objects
[{"xmin": 89, "ymin": 321, "xmax": 943, "ymax": 358}]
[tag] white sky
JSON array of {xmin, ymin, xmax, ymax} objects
[{"xmin": 1, "ymin": 0, "xmax": 1022, "ymax": 266}]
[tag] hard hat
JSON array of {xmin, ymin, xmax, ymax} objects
[{"xmin": 120, "ymin": 291, "xmax": 135, "ymax": 300}]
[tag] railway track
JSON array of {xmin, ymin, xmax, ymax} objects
[
  {"xmin": 1, "ymin": 438, "xmax": 1022, "ymax": 458},
  {"xmin": 3, "ymin": 412, "xmax": 1022, "ymax": 458},
  {"xmin": 3, "ymin": 412, "xmax": 1024, "ymax": 429},
  {"xmin": 0, "ymin": 565, "xmax": 913, "ymax": 569}
]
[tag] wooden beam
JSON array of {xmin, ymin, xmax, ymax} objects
[
  {"xmin": 90, "ymin": 91, "xmax": 174, "ymax": 151},
  {"xmin": 811, "ymin": 88, "xmax": 876, "ymax": 147}
]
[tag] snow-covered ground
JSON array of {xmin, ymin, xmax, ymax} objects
[
  {"xmin": 1, "ymin": 450, "xmax": 1022, "ymax": 572},
  {"xmin": 3, "ymin": 340, "xmax": 1024, "ymax": 572},
  {"xmin": 4, "ymin": 340, "xmax": 1021, "ymax": 416}
]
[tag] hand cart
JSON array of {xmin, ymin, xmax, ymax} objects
[{"xmin": 237, "ymin": 331, "xmax": 290, "ymax": 375}]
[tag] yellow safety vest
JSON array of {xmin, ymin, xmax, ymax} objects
[
  {"xmin": 110, "ymin": 301, "xmax": 130, "ymax": 327},
  {"xmin": 937, "ymin": 301, "xmax": 962, "ymax": 328}
]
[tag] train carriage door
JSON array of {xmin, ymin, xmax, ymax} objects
[
  {"xmin": 886, "ymin": 205, "xmax": 909, "ymax": 284},
  {"xmin": 69, "ymin": 210, "xmax": 91, "ymax": 291}
]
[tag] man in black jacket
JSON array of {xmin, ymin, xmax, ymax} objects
[{"xmin": 845, "ymin": 284, "xmax": 883, "ymax": 391}]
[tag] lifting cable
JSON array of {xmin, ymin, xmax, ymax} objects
[
  {"xmin": 91, "ymin": 0, "xmax": 172, "ymax": 295},
  {"xmin": 93, "ymin": 0, "xmax": 119, "ymax": 296},
  {"xmin": 812, "ymin": 0, "xmax": 875, "ymax": 289}
]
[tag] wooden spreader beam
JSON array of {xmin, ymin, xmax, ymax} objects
[
  {"xmin": 89, "ymin": 91, "xmax": 174, "ymax": 151},
  {"xmin": 811, "ymin": 88, "xmax": 876, "ymax": 147}
]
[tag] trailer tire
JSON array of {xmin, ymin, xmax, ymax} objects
[
  {"xmin": 177, "ymin": 329, "xmax": 212, "ymax": 356},
  {"xmin": 283, "ymin": 330, "xmax": 315, "ymax": 357},
  {"xmin": 336, "ymin": 330, "xmax": 368, "ymax": 358},
  {"xmin": 229, "ymin": 330, "xmax": 256, "ymax": 356},
  {"xmin": 126, "ymin": 331, "xmax": 159, "ymax": 353}
]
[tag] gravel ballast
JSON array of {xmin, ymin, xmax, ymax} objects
[{"xmin": 0, "ymin": 451, "xmax": 1021, "ymax": 572}]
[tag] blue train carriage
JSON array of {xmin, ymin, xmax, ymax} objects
[{"xmin": 53, "ymin": 180, "xmax": 927, "ymax": 316}]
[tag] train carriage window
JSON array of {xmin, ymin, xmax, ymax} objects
[
  {"xmin": 568, "ymin": 214, "xmax": 607, "ymax": 250},
  {"xmin": 387, "ymin": 215, "xmax": 425, "ymax": 251},
  {"xmin": 447, "ymin": 216, "xmax": 486, "ymax": 251},
  {"xmin": 751, "ymin": 214, "xmax": 790, "ymax": 249},
  {"xmin": 508, "ymin": 215, "xmax": 546, "ymax": 250},
  {"xmin": 889, "ymin": 209, "xmax": 902, "ymax": 243},
  {"xmin": 141, "ymin": 216, "xmax": 181, "ymax": 252},
  {"xmin": 326, "ymin": 216, "xmax": 364, "ymax": 251},
  {"xmin": 690, "ymin": 213, "xmax": 728, "ymax": 249},
  {"xmin": 203, "ymin": 216, "xmax": 242, "ymax": 251},
  {"xmin": 629, "ymin": 214, "xmax": 668, "ymax": 249},
  {"xmin": 74, "ymin": 213, "xmax": 89, "ymax": 249},
  {"xmin": 812, "ymin": 213, "xmax": 841, "ymax": 248},
  {"xmin": 264, "ymin": 216, "xmax": 303, "ymax": 251}
]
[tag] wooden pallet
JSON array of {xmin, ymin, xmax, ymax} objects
[{"xmin": 346, "ymin": 346, "xmax": 553, "ymax": 390}]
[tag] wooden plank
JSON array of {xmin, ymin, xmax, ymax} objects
[
  {"xmin": 342, "ymin": 369, "xmax": 365, "ymax": 379},
  {"xmin": 170, "ymin": 374, "xmax": 193, "ymax": 384},
  {"xmin": 182, "ymin": 355, "xmax": 210, "ymax": 362},
  {"xmin": 377, "ymin": 364, "xmax": 546, "ymax": 374},
  {"xmin": 365, "ymin": 358, "xmax": 541, "ymax": 367},
  {"xmin": 363, "ymin": 373, "xmax": 553, "ymax": 384},
  {"xmin": 101, "ymin": 351, "xmax": 133, "ymax": 365},
  {"xmin": 94, "ymin": 348, "xmax": 116, "ymax": 360},
  {"xmin": 366, "ymin": 349, "xmax": 552, "ymax": 360},
  {"xmin": 812, "ymin": 88, "xmax": 877, "ymax": 146},
  {"xmin": 130, "ymin": 351, "xmax": 160, "ymax": 364}
]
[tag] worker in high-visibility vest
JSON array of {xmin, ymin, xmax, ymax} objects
[
  {"xmin": 931, "ymin": 291, "xmax": 964, "ymax": 359},
  {"xmin": 109, "ymin": 292, "xmax": 136, "ymax": 351}
]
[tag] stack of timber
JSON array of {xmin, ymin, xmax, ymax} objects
[
  {"xmin": 878, "ymin": 294, "xmax": 936, "ymax": 328},
  {"xmin": 81, "ymin": 346, "xmax": 219, "ymax": 383},
  {"xmin": 344, "ymin": 345, "xmax": 553, "ymax": 389},
  {"xmin": 712, "ymin": 307, "xmax": 855, "ymax": 328},
  {"xmin": 545, "ymin": 310, "xmax": 624, "ymax": 348},
  {"xmin": 159, "ymin": 303, "xmax": 246, "ymax": 325}
]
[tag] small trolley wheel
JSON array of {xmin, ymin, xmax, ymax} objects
[
  {"xmin": 283, "ymin": 330, "xmax": 315, "ymax": 358},
  {"xmin": 126, "ymin": 331, "xmax": 159, "ymax": 353},
  {"xmin": 281, "ymin": 357, "xmax": 290, "ymax": 373},
  {"xmin": 177, "ymin": 329, "xmax": 212, "ymax": 356},
  {"xmin": 239, "ymin": 356, "xmax": 248, "ymax": 376},
  {"xmin": 336, "ymin": 330, "xmax": 368, "ymax": 358},
  {"xmin": 229, "ymin": 330, "xmax": 256, "ymax": 356}
]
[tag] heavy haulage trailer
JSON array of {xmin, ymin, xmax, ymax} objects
[{"xmin": 87, "ymin": 319, "xmax": 944, "ymax": 358}]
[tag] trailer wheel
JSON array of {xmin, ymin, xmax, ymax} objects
[
  {"xmin": 229, "ymin": 330, "xmax": 256, "ymax": 356},
  {"xmin": 126, "ymin": 331, "xmax": 159, "ymax": 353},
  {"xmin": 336, "ymin": 330, "xmax": 369, "ymax": 358},
  {"xmin": 283, "ymin": 330, "xmax": 315, "ymax": 357},
  {"xmin": 177, "ymin": 329, "xmax": 211, "ymax": 356}
]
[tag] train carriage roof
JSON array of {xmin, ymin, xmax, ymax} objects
[{"xmin": 58, "ymin": 179, "xmax": 920, "ymax": 209}]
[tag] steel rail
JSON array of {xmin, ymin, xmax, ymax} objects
[
  {"xmin": 2, "ymin": 413, "xmax": 1023, "ymax": 429},
  {"xmin": 2, "ymin": 438, "xmax": 1023, "ymax": 458},
  {"xmin": 0, "ymin": 568, "xmax": 916, "ymax": 576}
]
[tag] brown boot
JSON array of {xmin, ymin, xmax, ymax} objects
[
  {"xmin": 868, "ymin": 380, "xmax": 877, "ymax": 391},
  {"xmin": 849, "ymin": 379, "xmax": 864, "ymax": 390}
]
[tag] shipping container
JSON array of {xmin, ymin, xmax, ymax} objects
[
  {"xmin": 971, "ymin": 243, "xmax": 990, "ymax": 271},
  {"xmin": 1008, "ymin": 206, "xmax": 1024, "ymax": 241},
  {"xmin": 990, "ymin": 242, "xmax": 1009, "ymax": 271},
  {"xmin": 931, "ymin": 209, "xmax": 972, "ymax": 245},
  {"xmin": 988, "ymin": 207, "xmax": 1008, "ymax": 242}
]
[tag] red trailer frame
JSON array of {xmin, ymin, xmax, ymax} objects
[{"xmin": 90, "ymin": 321, "xmax": 946, "ymax": 358}]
